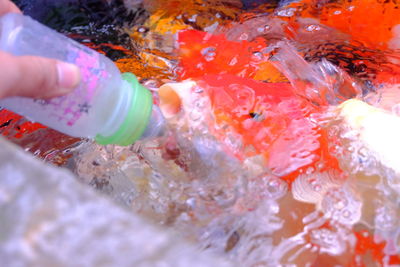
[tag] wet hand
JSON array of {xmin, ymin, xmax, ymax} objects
[{"xmin": 0, "ymin": 0, "xmax": 81, "ymax": 99}]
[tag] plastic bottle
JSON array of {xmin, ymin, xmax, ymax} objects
[{"xmin": 0, "ymin": 13, "xmax": 165, "ymax": 146}]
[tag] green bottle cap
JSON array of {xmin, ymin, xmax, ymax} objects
[{"xmin": 95, "ymin": 73, "xmax": 153, "ymax": 146}]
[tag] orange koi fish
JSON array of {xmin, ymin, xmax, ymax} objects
[{"xmin": 177, "ymin": 30, "xmax": 341, "ymax": 184}]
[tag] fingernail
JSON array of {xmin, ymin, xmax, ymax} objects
[{"xmin": 56, "ymin": 62, "xmax": 81, "ymax": 89}]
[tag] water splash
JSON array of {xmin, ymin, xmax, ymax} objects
[{"xmin": 7, "ymin": 0, "xmax": 400, "ymax": 266}]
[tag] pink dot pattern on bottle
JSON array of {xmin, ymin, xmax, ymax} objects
[{"xmin": 36, "ymin": 48, "xmax": 108, "ymax": 127}]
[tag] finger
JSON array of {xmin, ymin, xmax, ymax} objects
[
  {"xmin": 0, "ymin": 0, "xmax": 22, "ymax": 15},
  {"xmin": 0, "ymin": 51, "xmax": 81, "ymax": 99}
]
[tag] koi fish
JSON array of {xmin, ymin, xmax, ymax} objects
[
  {"xmin": 176, "ymin": 29, "xmax": 341, "ymax": 184},
  {"xmin": 170, "ymin": 3, "xmax": 400, "ymax": 263}
]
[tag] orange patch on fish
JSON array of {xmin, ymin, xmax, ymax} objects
[
  {"xmin": 177, "ymin": 30, "xmax": 287, "ymax": 82},
  {"xmin": 198, "ymin": 74, "xmax": 339, "ymax": 183}
]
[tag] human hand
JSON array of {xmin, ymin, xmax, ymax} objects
[{"xmin": 0, "ymin": 0, "xmax": 81, "ymax": 99}]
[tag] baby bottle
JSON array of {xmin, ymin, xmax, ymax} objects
[{"xmin": 0, "ymin": 13, "xmax": 164, "ymax": 146}]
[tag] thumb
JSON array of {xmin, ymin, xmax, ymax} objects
[
  {"xmin": 0, "ymin": 51, "xmax": 81, "ymax": 99},
  {"xmin": 0, "ymin": 0, "xmax": 22, "ymax": 15}
]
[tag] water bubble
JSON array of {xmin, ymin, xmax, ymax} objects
[
  {"xmin": 306, "ymin": 167, "xmax": 315, "ymax": 175},
  {"xmin": 201, "ymin": 47, "xmax": 216, "ymax": 62},
  {"xmin": 313, "ymin": 184, "xmax": 322, "ymax": 192},
  {"xmin": 188, "ymin": 14, "xmax": 198, "ymax": 23},
  {"xmin": 305, "ymin": 24, "xmax": 321, "ymax": 32},
  {"xmin": 334, "ymin": 200, "xmax": 346, "ymax": 210},
  {"xmin": 251, "ymin": 52, "xmax": 264, "ymax": 62},
  {"xmin": 194, "ymin": 99, "xmax": 206, "ymax": 110},
  {"xmin": 342, "ymin": 210, "xmax": 351, "ymax": 218},
  {"xmin": 310, "ymin": 245, "xmax": 319, "ymax": 253},
  {"xmin": 213, "ymin": 188, "xmax": 238, "ymax": 208},
  {"xmin": 357, "ymin": 146, "xmax": 369, "ymax": 163},
  {"xmin": 310, "ymin": 229, "xmax": 346, "ymax": 256},
  {"xmin": 137, "ymin": 26, "xmax": 148, "ymax": 33},
  {"xmin": 276, "ymin": 8, "xmax": 296, "ymax": 17},
  {"xmin": 190, "ymin": 110, "xmax": 203, "ymax": 121},
  {"xmin": 321, "ymin": 187, "xmax": 362, "ymax": 225},
  {"xmin": 224, "ymin": 131, "xmax": 243, "ymax": 150},
  {"xmin": 305, "ymin": 243, "xmax": 313, "ymax": 249},
  {"xmin": 142, "ymin": 79, "xmax": 160, "ymax": 91},
  {"xmin": 266, "ymin": 179, "xmax": 287, "ymax": 199},
  {"xmin": 194, "ymin": 86, "xmax": 204, "ymax": 94},
  {"xmin": 229, "ymin": 56, "xmax": 238, "ymax": 66},
  {"xmin": 316, "ymin": 162, "xmax": 325, "ymax": 170},
  {"xmin": 250, "ymin": 174, "xmax": 288, "ymax": 200},
  {"xmin": 239, "ymin": 33, "xmax": 249, "ymax": 40},
  {"xmin": 333, "ymin": 10, "xmax": 342, "ymax": 15},
  {"xmin": 257, "ymin": 25, "xmax": 271, "ymax": 34},
  {"xmin": 375, "ymin": 205, "xmax": 398, "ymax": 231},
  {"xmin": 230, "ymin": 84, "xmax": 255, "ymax": 115}
]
